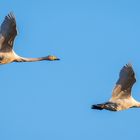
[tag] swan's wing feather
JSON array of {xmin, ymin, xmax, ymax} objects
[
  {"xmin": 111, "ymin": 64, "xmax": 136, "ymax": 100},
  {"xmin": 0, "ymin": 12, "xmax": 17, "ymax": 50}
]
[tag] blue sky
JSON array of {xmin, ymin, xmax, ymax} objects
[{"xmin": 0, "ymin": 0, "xmax": 140, "ymax": 140}]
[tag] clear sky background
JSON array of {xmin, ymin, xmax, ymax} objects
[{"xmin": 0, "ymin": 0, "xmax": 140, "ymax": 140}]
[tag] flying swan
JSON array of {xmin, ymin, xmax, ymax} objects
[
  {"xmin": 0, "ymin": 12, "xmax": 60, "ymax": 64},
  {"xmin": 91, "ymin": 64, "xmax": 140, "ymax": 111}
]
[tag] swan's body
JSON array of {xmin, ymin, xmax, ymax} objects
[
  {"xmin": 91, "ymin": 64, "xmax": 140, "ymax": 111},
  {"xmin": 0, "ymin": 13, "xmax": 60, "ymax": 64}
]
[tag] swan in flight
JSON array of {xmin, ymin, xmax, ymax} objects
[
  {"xmin": 91, "ymin": 64, "xmax": 140, "ymax": 111},
  {"xmin": 0, "ymin": 12, "xmax": 60, "ymax": 64}
]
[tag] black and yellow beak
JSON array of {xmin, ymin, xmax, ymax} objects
[
  {"xmin": 55, "ymin": 58, "xmax": 60, "ymax": 60},
  {"xmin": 47, "ymin": 55, "xmax": 60, "ymax": 61}
]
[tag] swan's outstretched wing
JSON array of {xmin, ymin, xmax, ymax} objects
[
  {"xmin": 110, "ymin": 64, "xmax": 136, "ymax": 100},
  {"xmin": 0, "ymin": 12, "xmax": 17, "ymax": 50}
]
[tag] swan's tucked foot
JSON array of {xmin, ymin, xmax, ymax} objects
[{"xmin": 91, "ymin": 104, "xmax": 104, "ymax": 110}]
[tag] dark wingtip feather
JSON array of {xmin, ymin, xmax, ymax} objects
[
  {"xmin": 126, "ymin": 63, "xmax": 133, "ymax": 68},
  {"xmin": 6, "ymin": 12, "xmax": 16, "ymax": 22}
]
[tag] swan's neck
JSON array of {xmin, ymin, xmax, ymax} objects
[
  {"xmin": 136, "ymin": 102, "xmax": 140, "ymax": 107},
  {"xmin": 132, "ymin": 100, "xmax": 140, "ymax": 108},
  {"xmin": 14, "ymin": 56, "xmax": 50, "ymax": 62}
]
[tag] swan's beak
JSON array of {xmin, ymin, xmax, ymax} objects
[
  {"xmin": 55, "ymin": 58, "xmax": 60, "ymax": 60},
  {"xmin": 52, "ymin": 56, "xmax": 60, "ymax": 60},
  {"xmin": 47, "ymin": 55, "xmax": 60, "ymax": 61}
]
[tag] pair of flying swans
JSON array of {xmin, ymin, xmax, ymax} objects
[
  {"xmin": 0, "ymin": 12, "xmax": 59, "ymax": 64},
  {"xmin": 92, "ymin": 64, "xmax": 140, "ymax": 111}
]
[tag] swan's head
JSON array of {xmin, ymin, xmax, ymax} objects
[{"xmin": 47, "ymin": 55, "xmax": 60, "ymax": 61}]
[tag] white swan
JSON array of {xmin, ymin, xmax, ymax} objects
[
  {"xmin": 91, "ymin": 64, "xmax": 140, "ymax": 111},
  {"xmin": 0, "ymin": 12, "xmax": 60, "ymax": 64}
]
